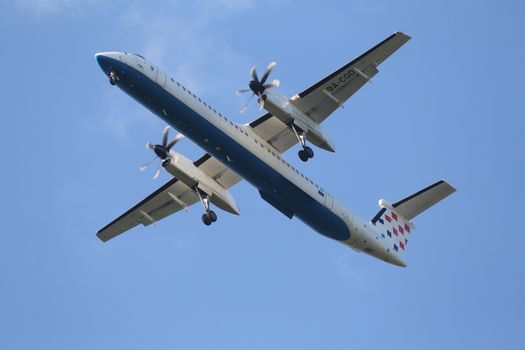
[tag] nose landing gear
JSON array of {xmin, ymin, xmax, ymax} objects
[{"xmin": 108, "ymin": 69, "xmax": 119, "ymax": 85}]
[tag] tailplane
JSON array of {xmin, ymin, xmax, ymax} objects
[{"xmin": 371, "ymin": 180, "xmax": 456, "ymax": 254}]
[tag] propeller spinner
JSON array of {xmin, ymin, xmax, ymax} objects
[
  {"xmin": 141, "ymin": 126, "xmax": 184, "ymax": 179},
  {"xmin": 237, "ymin": 61, "xmax": 280, "ymax": 113}
]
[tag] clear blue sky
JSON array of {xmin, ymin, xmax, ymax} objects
[{"xmin": 1, "ymin": 0, "xmax": 524, "ymax": 349}]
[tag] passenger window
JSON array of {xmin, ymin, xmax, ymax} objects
[
  {"xmin": 170, "ymin": 78, "xmax": 174, "ymax": 82},
  {"xmin": 150, "ymin": 65, "xmax": 154, "ymax": 71},
  {"xmin": 182, "ymin": 86, "xmax": 186, "ymax": 91},
  {"xmin": 177, "ymin": 82, "xmax": 180, "ymax": 87}
]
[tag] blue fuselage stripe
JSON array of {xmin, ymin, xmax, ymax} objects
[{"xmin": 107, "ymin": 59, "xmax": 350, "ymax": 241}]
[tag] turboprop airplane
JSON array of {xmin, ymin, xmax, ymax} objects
[{"xmin": 95, "ymin": 32, "xmax": 456, "ymax": 267}]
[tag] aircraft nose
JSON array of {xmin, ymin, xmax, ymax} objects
[{"xmin": 94, "ymin": 52, "xmax": 121, "ymax": 73}]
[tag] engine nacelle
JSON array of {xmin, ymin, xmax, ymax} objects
[
  {"xmin": 163, "ymin": 152, "xmax": 240, "ymax": 215},
  {"xmin": 262, "ymin": 89, "xmax": 336, "ymax": 152}
]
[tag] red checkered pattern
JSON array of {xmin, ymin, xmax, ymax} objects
[{"xmin": 375, "ymin": 208, "xmax": 413, "ymax": 254}]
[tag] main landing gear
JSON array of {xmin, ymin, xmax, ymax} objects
[
  {"xmin": 108, "ymin": 69, "xmax": 119, "ymax": 86},
  {"xmin": 195, "ymin": 188, "xmax": 218, "ymax": 226},
  {"xmin": 291, "ymin": 124, "xmax": 314, "ymax": 162}
]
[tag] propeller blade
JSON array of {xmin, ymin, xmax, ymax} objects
[
  {"xmin": 146, "ymin": 142, "xmax": 154, "ymax": 150},
  {"xmin": 263, "ymin": 79, "xmax": 280, "ymax": 89},
  {"xmin": 240, "ymin": 93, "xmax": 255, "ymax": 113},
  {"xmin": 140, "ymin": 156, "xmax": 158, "ymax": 171},
  {"xmin": 162, "ymin": 125, "xmax": 170, "ymax": 147},
  {"xmin": 260, "ymin": 61, "xmax": 276, "ymax": 84},
  {"xmin": 258, "ymin": 93, "xmax": 265, "ymax": 110},
  {"xmin": 250, "ymin": 66, "xmax": 258, "ymax": 82},
  {"xmin": 237, "ymin": 88, "xmax": 251, "ymax": 95},
  {"xmin": 153, "ymin": 164, "xmax": 161, "ymax": 179},
  {"xmin": 166, "ymin": 133, "xmax": 185, "ymax": 150}
]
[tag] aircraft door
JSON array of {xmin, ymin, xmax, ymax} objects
[{"xmin": 324, "ymin": 193, "xmax": 334, "ymax": 210}]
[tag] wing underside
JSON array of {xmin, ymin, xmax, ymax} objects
[
  {"xmin": 248, "ymin": 32, "xmax": 411, "ymax": 152},
  {"xmin": 97, "ymin": 153, "xmax": 241, "ymax": 242},
  {"xmin": 96, "ymin": 178, "xmax": 199, "ymax": 242}
]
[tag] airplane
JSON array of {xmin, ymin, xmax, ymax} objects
[{"xmin": 95, "ymin": 32, "xmax": 456, "ymax": 267}]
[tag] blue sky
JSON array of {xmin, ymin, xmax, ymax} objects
[{"xmin": 1, "ymin": 0, "xmax": 524, "ymax": 349}]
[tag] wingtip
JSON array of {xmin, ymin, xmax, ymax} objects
[
  {"xmin": 396, "ymin": 31, "xmax": 412, "ymax": 40},
  {"xmin": 96, "ymin": 231, "xmax": 110, "ymax": 243}
]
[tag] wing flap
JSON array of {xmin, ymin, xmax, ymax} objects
[
  {"xmin": 248, "ymin": 113, "xmax": 298, "ymax": 153},
  {"xmin": 194, "ymin": 153, "xmax": 242, "ymax": 189}
]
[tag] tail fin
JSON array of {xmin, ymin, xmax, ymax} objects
[{"xmin": 371, "ymin": 180, "xmax": 456, "ymax": 254}]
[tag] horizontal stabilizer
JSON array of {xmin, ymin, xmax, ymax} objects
[
  {"xmin": 392, "ymin": 180, "xmax": 456, "ymax": 220},
  {"xmin": 370, "ymin": 180, "xmax": 456, "ymax": 256}
]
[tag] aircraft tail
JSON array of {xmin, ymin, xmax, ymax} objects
[{"xmin": 371, "ymin": 180, "xmax": 456, "ymax": 254}]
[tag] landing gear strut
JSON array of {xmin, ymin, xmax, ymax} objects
[
  {"xmin": 109, "ymin": 69, "xmax": 118, "ymax": 86},
  {"xmin": 291, "ymin": 124, "xmax": 314, "ymax": 162},
  {"xmin": 196, "ymin": 187, "xmax": 217, "ymax": 226}
]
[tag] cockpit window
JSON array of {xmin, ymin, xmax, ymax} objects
[{"xmin": 127, "ymin": 52, "xmax": 146, "ymax": 60}]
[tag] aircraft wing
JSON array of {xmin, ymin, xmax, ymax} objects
[
  {"xmin": 96, "ymin": 153, "xmax": 241, "ymax": 242},
  {"xmin": 249, "ymin": 32, "xmax": 411, "ymax": 153}
]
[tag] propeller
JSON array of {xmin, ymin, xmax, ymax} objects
[
  {"xmin": 237, "ymin": 61, "xmax": 280, "ymax": 113},
  {"xmin": 140, "ymin": 126, "xmax": 184, "ymax": 179}
]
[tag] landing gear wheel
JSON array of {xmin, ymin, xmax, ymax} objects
[
  {"xmin": 208, "ymin": 210, "xmax": 217, "ymax": 222},
  {"xmin": 109, "ymin": 69, "xmax": 118, "ymax": 86},
  {"xmin": 305, "ymin": 146, "xmax": 314, "ymax": 159},
  {"xmin": 202, "ymin": 213, "xmax": 212, "ymax": 226},
  {"xmin": 298, "ymin": 149, "xmax": 308, "ymax": 162}
]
